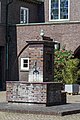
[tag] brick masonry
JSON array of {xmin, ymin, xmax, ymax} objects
[
  {"xmin": 16, "ymin": 22, "xmax": 80, "ymax": 80},
  {"xmin": 6, "ymin": 81, "xmax": 66, "ymax": 106},
  {"xmin": 16, "ymin": 22, "xmax": 80, "ymax": 53},
  {"xmin": 17, "ymin": 39, "xmax": 54, "ymax": 81}
]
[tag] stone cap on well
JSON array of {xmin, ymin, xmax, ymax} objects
[{"xmin": 6, "ymin": 81, "xmax": 62, "ymax": 84}]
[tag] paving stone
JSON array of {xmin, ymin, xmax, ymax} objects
[{"xmin": 1, "ymin": 102, "xmax": 80, "ymax": 116}]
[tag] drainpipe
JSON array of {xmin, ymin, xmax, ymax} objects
[{"xmin": 6, "ymin": 0, "xmax": 13, "ymax": 81}]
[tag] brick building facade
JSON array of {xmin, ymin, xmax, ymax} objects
[
  {"xmin": 16, "ymin": 0, "xmax": 80, "ymax": 81},
  {"xmin": 0, "ymin": 0, "xmax": 44, "ymax": 90},
  {"xmin": 0, "ymin": 0, "xmax": 80, "ymax": 89}
]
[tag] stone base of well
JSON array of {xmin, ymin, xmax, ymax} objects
[{"xmin": 6, "ymin": 81, "xmax": 66, "ymax": 106}]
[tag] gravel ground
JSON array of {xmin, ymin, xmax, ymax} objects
[
  {"xmin": 0, "ymin": 112, "xmax": 80, "ymax": 120},
  {"xmin": 0, "ymin": 91, "xmax": 80, "ymax": 120}
]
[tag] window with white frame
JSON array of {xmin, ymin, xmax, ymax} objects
[
  {"xmin": 21, "ymin": 58, "xmax": 29, "ymax": 71},
  {"xmin": 49, "ymin": 0, "xmax": 69, "ymax": 21},
  {"xmin": 20, "ymin": 7, "xmax": 29, "ymax": 24}
]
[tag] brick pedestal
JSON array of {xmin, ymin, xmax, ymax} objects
[{"xmin": 6, "ymin": 81, "xmax": 66, "ymax": 106}]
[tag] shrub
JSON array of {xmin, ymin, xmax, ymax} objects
[
  {"xmin": 54, "ymin": 47, "xmax": 80, "ymax": 83},
  {"xmin": 62, "ymin": 58, "xmax": 80, "ymax": 84}
]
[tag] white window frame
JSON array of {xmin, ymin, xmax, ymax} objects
[
  {"xmin": 20, "ymin": 7, "xmax": 29, "ymax": 24},
  {"xmin": 49, "ymin": 0, "xmax": 70, "ymax": 21},
  {"xmin": 21, "ymin": 58, "xmax": 29, "ymax": 71}
]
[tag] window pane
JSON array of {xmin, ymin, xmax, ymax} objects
[
  {"xmin": 20, "ymin": 9, "xmax": 24, "ymax": 22},
  {"xmin": 51, "ymin": 0, "xmax": 59, "ymax": 19},
  {"xmin": 23, "ymin": 64, "xmax": 28, "ymax": 67},
  {"xmin": 60, "ymin": 0, "xmax": 68, "ymax": 19},
  {"xmin": 21, "ymin": 9, "xmax": 24, "ymax": 15},
  {"xmin": 24, "ymin": 59, "xmax": 28, "ymax": 63},
  {"xmin": 24, "ymin": 10, "xmax": 28, "ymax": 23}
]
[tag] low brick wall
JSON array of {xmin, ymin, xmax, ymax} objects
[{"xmin": 6, "ymin": 81, "xmax": 66, "ymax": 106}]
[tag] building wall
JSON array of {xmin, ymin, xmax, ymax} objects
[
  {"xmin": 0, "ymin": 1, "xmax": 1, "ymax": 23},
  {"xmin": 1, "ymin": 0, "xmax": 80, "ymax": 84},
  {"xmin": 0, "ymin": 0, "xmax": 6, "ymax": 24},
  {"xmin": 16, "ymin": 22, "xmax": 80, "ymax": 53},
  {"xmin": 0, "ymin": 0, "xmax": 6, "ymax": 90},
  {"xmin": 0, "ymin": 24, "xmax": 5, "ymax": 46},
  {"xmin": 0, "ymin": 0, "xmax": 6, "ymax": 45},
  {"xmin": 44, "ymin": 0, "xmax": 80, "ymax": 22},
  {"xmin": 70, "ymin": 0, "xmax": 80, "ymax": 21},
  {"xmin": 8, "ymin": 25, "xmax": 19, "ymax": 81},
  {"xmin": 0, "ymin": 0, "xmax": 44, "ymax": 89},
  {"xmin": 16, "ymin": 22, "xmax": 80, "ymax": 80},
  {"xmin": 0, "ymin": 0, "xmax": 44, "ymax": 24},
  {"xmin": 8, "ymin": 0, "xmax": 43, "ymax": 24}
]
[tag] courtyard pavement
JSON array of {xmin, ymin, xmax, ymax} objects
[{"xmin": 0, "ymin": 91, "xmax": 80, "ymax": 120}]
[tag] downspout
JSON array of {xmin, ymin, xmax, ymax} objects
[{"xmin": 6, "ymin": 0, "xmax": 13, "ymax": 80}]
